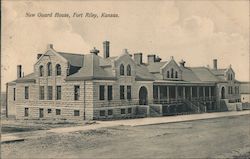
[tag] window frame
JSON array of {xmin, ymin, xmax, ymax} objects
[
  {"xmin": 74, "ymin": 85, "xmax": 80, "ymax": 100},
  {"xmin": 127, "ymin": 85, "xmax": 132, "ymax": 100},
  {"xmin": 127, "ymin": 64, "xmax": 131, "ymax": 76},
  {"xmin": 120, "ymin": 64, "xmax": 125, "ymax": 76},
  {"xmin": 24, "ymin": 108, "xmax": 29, "ymax": 117},
  {"xmin": 47, "ymin": 86, "xmax": 53, "ymax": 100},
  {"xmin": 128, "ymin": 108, "xmax": 132, "ymax": 114},
  {"xmin": 100, "ymin": 110, "xmax": 105, "ymax": 116},
  {"xmin": 108, "ymin": 109, "xmax": 113, "ymax": 116},
  {"xmin": 55, "ymin": 64, "xmax": 62, "ymax": 76},
  {"xmin": 120, "ymin": 85, "xmax": 125, "ymax": 99},
  {"xmin": 39, "ymin": 65, "xmax": 44, "ymax": 77},
  {"xmin": 25, "ymin": 86, "xmax": 29, "ymax": 99},
  {"xmin": 108, "ymin": 85, "xmax": 113, "ymax": 101},
  {"xmin": 121, "ymin": 108, "xmax": 126, "ymax": 114},
  {"xmin": 56, "ymin": 86, "xmax": 61, "ymax": 100},
  {"xmin": 99, "ymin": 85, "xmax": 105, "ymax": 100},
  {"xmin": 56, "ymin": 109, "xmax": 61, "ymax": 115},
  {"xmin": 74, "ymin": 110, "xmax": 80, "ymax": 116},
  {"xmin": 47, "ymin": 62, "xmax": 52, "ymax": 76},
  {"xmin": 39, "ymin": 86, "xmax": 45, "ymax": 100}
]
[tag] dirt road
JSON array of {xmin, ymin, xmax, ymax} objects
[{"xmin": 2, "ymin": 114, "xmax": 250, "ymax": 158}]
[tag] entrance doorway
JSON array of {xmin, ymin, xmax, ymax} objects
[{"xmin": 139, "ymin": 86, "xmax": 148, "ymax": 105}]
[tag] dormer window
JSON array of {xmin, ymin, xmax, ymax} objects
[
  {"xmin": 56, "ymin": 64, "xmax": 61, "ymax": 76},
  {"xmin": 120, "ymin": 64, "xmax": 124, "ymax": 76},
  {"xmin": 230, "ymin": 74, "xmax": 233, "ymax": 80},
  {"xmin": 47, "ymin": 62, "xmax": 52, "ymax": 76},
  {"xmin": 175, "ymin": 71, "xmax": 178, "ymax": 78},
  {"xmin": 127, "ymin": 65, "xmax": 131, "ymax": 76},
  {"xmin": 39, "ymin": 65, "xmax": 44, "ymax": 77}
]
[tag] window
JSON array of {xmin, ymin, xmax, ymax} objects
[
  {"xmin": 231, "ymin": 74, "xmax": 233, "ymax": 80},
  {"xmin": 99, "ymin": 85, "xmax": 105, "ymax": 100},
  {"xmin": 39, "ymin": 65, "xmax": 44, "ymax": 77},
  {"xmin": 13, "ymin": 88, "xmax": 16, "ymax": 101},
  {"xmin": 74, "ymin": 110, "xmax": 80, "ymax": 116},
  {"xmin": 25, "ymin": 86, "xmax": 29, "ymax": 99},
  {"xmin": 108, "ymin": 85, "xmax": 112, "ymax": 100},
  {"xmin": 56, "ymin": 109, "xmax": 61, "ymax": 115},
  {"xmin": 127, "ymin": 86, "xmax": 131, "ymax": 100},
  {"xmin": 121, "ymin": 108, "xmax": 126, "ymax": 114},
  {"xmin": 175, "ymin": 71, "xmax": 178, "ymax": 78},
  {"xmin": 120, "ymin": 85, "xmax": 125, "ymax": 99},
  {"xmin": 47, "ymin": 62, "xmax": 52, "ymax": 76},
  {"xmin": 128, "ymin": 108, "xmax": 132, "ymax": 114},
  {"xmin": 56, "ymin": 86, "xmax": 61, "ymax": 100},
  {"xmin": 56, "ymin": 64, "xmax": 61, "ymax": 76},
  {"xmin": 74, "ymin": 85, "xmax": 80, "ymax": 100},
  {"xmin": 100, "ymin": 110, "xmax": 105, "ymax": 116},
  {"xmin": 127, "ymin": 65, "xmax": 131, "ymax": 76},
  {"xmin": 108, "ymin": 109, "xmax": 113, "ymax": 116},
  {"xmin": 39, "ymin": 86, "xmax": 45, "ymax": 100},
  {"xmin": 24, "ymin": 108, "xmax": 29, "ymax": 117},
  {"xmin": 120, "ymin": 64, "xmax": 124, "ymax": 75},
  {"xmin": 171, "ymin": 68, "xmax": 174, "ymax": 78},
  {"xmin": 167, "ymin": 71, "xmax": 170, "ymax": 78},
  {"xmin": 47, "ymin": 86, "xmax": 53, "ymax": 100},
  {"xmin": 48, "ymin": 109, "xmax": 52, "ymax": 113}
]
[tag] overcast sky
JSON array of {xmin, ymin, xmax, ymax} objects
[{"xmin": 2, "ymin": 1, "xmax": 249, "ymax": 91}]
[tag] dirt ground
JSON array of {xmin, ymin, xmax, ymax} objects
[{"xmin": 1, "ymin": 115, "xmax": 250, "ymax": 159}]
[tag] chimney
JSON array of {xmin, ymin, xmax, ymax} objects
[
  {"xmin": 90, "ymin": 47, "xmax": 99, "ymax": 55},
  {"xmin": 47, "ymin": 44, "xmax": 53, "ymax": 49},
  {"xmin": 155, "ymin": 56, "xmax": 162, "ymax": 62},
  {"xmin": 179, "ymin": 59, "xmax": 186, "ymax": 67},
  {"xmin": 17, "ymin": 65, "xmax": 22, "ymax": 79},
  {"xmin": 103, "ymin": 41, "xmax": 110, "ymax": 58},
  {"xmin": 134, "ymin": 53, "xmax": 142, "ymax": 65},
  {"xmin": 213, "ymin": 59, "xmax": 217, "ymax": 70},
  {"xmin": 37, "ymin": 54, "xmax": 42, "ymax": 60},
  {"xmin": 147, "ymin": 54, "xmax": 156, "ymax": 64}
]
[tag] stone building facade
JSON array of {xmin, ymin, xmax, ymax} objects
[{"xmin": 6, "ymin": 41, "xmax": 242, "ymax": 120}]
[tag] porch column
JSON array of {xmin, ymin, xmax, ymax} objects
[
  {"xmin": 190, "ymin": 86, "xmax": 193, "ymax": 100},
  {"xmin": 203, "ymin": 86, "xmax": 205, "ymax": 100},
  {"xmin": 175, "ymin": 86, "xmax": 178, "ymax": 101},
  {"xmin": 209, "ymin": 87, "xmax": 211, "ymax": 100},
  {"xmin": 167, "ymin": 86, "xmax": 169, "ymax": 102},
  {"xmin": 157, "ymin": 86, "xmax": 160, "ymax": 101},
  {"xmin": 183, "ymin": 87, "xmax": 186, "ymax": 99}
]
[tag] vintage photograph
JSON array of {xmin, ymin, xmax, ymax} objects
[{"xmin": 1, "ymin": 0, "xmax": 250, "ymax": 158}]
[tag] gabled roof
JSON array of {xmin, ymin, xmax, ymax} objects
[
  {"xmin": 58, "ymin": 52, "xmax": 84, "ymax": 67},
  {"xmin": 135, "ymin": 64, "xmax": 155, "ymax": 81},
  {"xmin": 12, "ymin": 73, "xmax": 36, "ymax": 83},
  {"xmin": 190, "ymin": 67, "xmax": 221, "ymax": 82},
  {"xmin": 147, "ymin": 62, "xmax": 166, "ymax": 73},
  {"xmin": 210, "ymin": 69, "xmax": 226, "ymax": 76}
]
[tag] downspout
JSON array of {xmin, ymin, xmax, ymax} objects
[
  {"xmin": 6, "ymin": 83, "xmax": 8, "ymax": 118},
  {"xmin": 83, "ymin": 80, "xmax": 86, "ymax": 120}
]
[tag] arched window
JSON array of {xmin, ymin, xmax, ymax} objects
[
  {"xmin": 228, "ymin": 74, "xmax": 230, "ymax": 81},
  {"xmin": 171, "ymin": 68, "xmax": 174, "ymax": 78},
  {"xmin": 47, "ymin": 62, "xmax": 52, "ymax": 76},
  {"xmin": 39, "ymin": 65, "xmax": 44, "ymax": 77},
  {"xmin": 230, "ymin": 74, "xmax": 233, "ymax": 80},
  {"xmin": 120, "ymin": 64, "xmax": 124, "ymax": 76},
  {"xmin": 167, "ymin": 71, "xmax": 170, "ymax": 78},
  {"xmin": 175, "ymin": 71, "xmax": 178, "ymax": 78},
  {"xmin": 56, "ymin": 64, "xmax": 61, "ymax": 76},
  {"xmin": 127, "ymin": 65, "xmax": 131, "ymax": 76}
]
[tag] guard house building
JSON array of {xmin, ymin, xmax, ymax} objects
[{"xmin": 6, "ymin": 41, "xmax": 242, "ymax": 120}]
